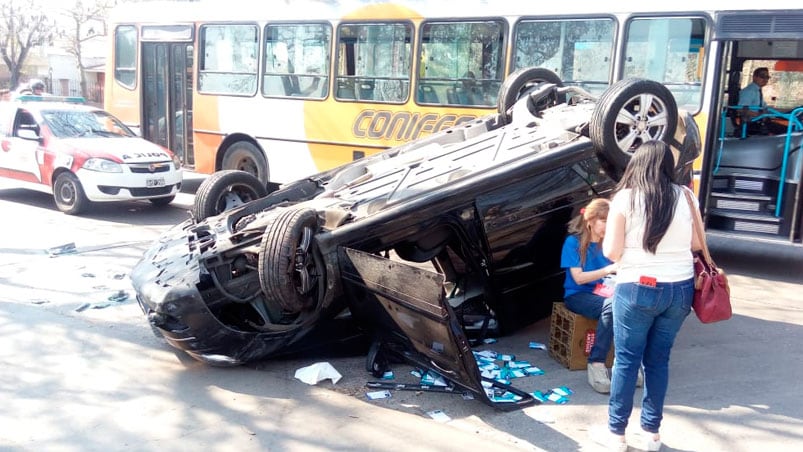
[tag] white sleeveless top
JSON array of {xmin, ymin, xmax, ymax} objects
[{"xmin": 609, "ymin": 185, "xmax": 695, "ymax": 283}]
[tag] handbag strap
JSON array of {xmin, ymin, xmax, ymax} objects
[{"xmin": 683, "ymin": 188, "xmax": 714, "ymax": 265}]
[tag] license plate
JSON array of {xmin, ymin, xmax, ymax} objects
[{"xmin": 146, "ymin": 178, "xmax": 165, "ymax": 187}]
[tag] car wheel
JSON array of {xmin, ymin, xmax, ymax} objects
[
  {"xmin": 53, "ymin": 172, "xmax": 89, "ymax": 215},
  {"xmin": 221, "ymin": 141, "xmax": 269, "ymax": 185},
  {"xmin": 148, "ymin": 195, "xmax": 175, "ymax": 207},
  {"xmin": 258, "ymin": 208, "xmax": 325, "ymax": 315},
  {"xmin": 192, "ymin": 170, "xmax": 268, "ymax": 221},
  {"xmin": 589, "ymin": 78, "xmax": 678, "ymax": 177},
  {"xmin": 497, "ymin": 67, "xmax": 565, "ymax": 124}
]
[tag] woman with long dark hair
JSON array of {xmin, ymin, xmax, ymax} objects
[{"xmin": 592, "ymin": 140, "xmax": 701, "ymax": 452}]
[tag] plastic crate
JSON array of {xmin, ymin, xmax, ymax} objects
[{"xmin": 549, "ymin": 302, "xmax": 613, "ymax": 370}]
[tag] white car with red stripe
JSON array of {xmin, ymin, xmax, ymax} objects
[{"xmin": 0, "ymin": 96, "xmax": 182, "ymax": 214}]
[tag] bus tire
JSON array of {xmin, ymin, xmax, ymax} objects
[
  {"xmin": 258, "ymin": 208, "xmax": 324, "ymax": 315},
  {"xmin": 590, "ymin": 78, "xmax": 678, "ymax": 177},
  {"xmin": 497, "ymin": 67, "xmax": 564, "ymax": 123},
  {"xmin": 53, "ymin": 172, "xmax": 89, "ymax": 215},
  {"xmin": 192, "ymin": 170, "xmax": 268, "ymax": 221},
  {"xmin": 221, "ymin": 141, "xmax": 269, "ymax": 185}
]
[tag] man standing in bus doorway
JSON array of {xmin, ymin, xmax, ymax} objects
[{"xmin": 737, "ymin": 67, "xmax": 785, "ymax": 134}]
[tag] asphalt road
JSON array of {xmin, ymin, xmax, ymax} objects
[{"xmin": 1, "ymin": 173, "xmax": 802, "ymax": 452}]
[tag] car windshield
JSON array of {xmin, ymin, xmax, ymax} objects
[{"xmin": 41, "ymin": 109, "xmax": 135, "ymax": 138}]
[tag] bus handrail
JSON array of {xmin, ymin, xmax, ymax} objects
[{"xmin": 718, "ymin": 105, "xmax": 803, "ymax": 217}]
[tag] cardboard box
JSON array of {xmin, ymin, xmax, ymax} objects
[{"xmin": 549, "ymin": 302, "xmax": 614, "ymax": 370}]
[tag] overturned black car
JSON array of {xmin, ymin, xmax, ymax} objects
[{"xmin": 132, "ymin": 68, "xmax": 700, "ymax": 409}]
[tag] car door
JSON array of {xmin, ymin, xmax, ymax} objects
[
  {"xmin": 0, "ymin": 103, "xmax": 17, "ymax": 175},
  {"xmin": 338, "ymin": 247, "xmax": 535, "ymax": 410},
  {"xmin": 1, "ymin": 109, "xmax": 45, "ymax": 183}
]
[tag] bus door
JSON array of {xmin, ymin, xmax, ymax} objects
[
  {"xmin": 140, "ymin": 25, "xmax": 194, "ymax": 166},
  {"xmin": 705, "ymin": 11, "xmax": 803, "ymax": 244}
]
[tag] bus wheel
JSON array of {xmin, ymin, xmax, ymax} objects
[
  {"xmin": 497, "ymin": 67, "xmax": 564, "ymax": 124},
  {"xmin": 589, "ymin": 78, "xmax": 678, "ymax": 177},
  {"xmin": 222, "ymin": 141, "xmax": 269, "ymax": 185},
  {"xmin": 53, "ymin": 172, "xmax": 89, "ymax": 215},
  {"xmin": 258, "ymin": 208, "xmax": 325, "ymax": 315},
  {"xmin": 192, "ymin": 170, "xmax": 268, "ymax": 221}
]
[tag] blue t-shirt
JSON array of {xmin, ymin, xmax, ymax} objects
[
  {"xmin": 560, "ymin": 234, "xmax": 612, "ymax": 297},
  {"xmin": 738, "ymin": 82, "xmax": 765, "ymax": 108}
]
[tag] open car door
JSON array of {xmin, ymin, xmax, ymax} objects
[{"xmin": 339, "ymin": 247, "xmax": 536, "ymax": 410}]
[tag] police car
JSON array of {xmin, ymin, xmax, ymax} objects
[{"xmin": 0, "ymin": 95, "xmax": 182, "ymax": 214}]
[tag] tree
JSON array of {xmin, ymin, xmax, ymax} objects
[
  {"xmin": 0, "ymin": 0, "xmax": 56, "ymax": 89},
  {"xmin": 59, "ymin": 0, "xmax": 118, "ymax": 100},
  {"xmin": 58, "ymin": 0, "xmax": 192, "ymax": 100}
]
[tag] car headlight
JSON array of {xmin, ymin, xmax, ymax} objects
[
  {"xmin": 171, "ymin": 153, "xmax": 181, "ymax": 170},
  {"xmin": 83, "ymin": 158, "xmax": 123, "ymax": 173}
]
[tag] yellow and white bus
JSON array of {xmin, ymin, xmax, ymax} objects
[{"xmin": 105, "ymin": 0, "xmax": 803, "ymax": 246}]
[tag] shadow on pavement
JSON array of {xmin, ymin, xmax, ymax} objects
[
  {"xmin": 708, "ymin": 235, "xmax": 803, "ymax": 284},
  {"xmin": 0, "ymin": 182, "xmax": 196, "ymax": 227}
]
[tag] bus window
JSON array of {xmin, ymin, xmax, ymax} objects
[
  {"xmin": 623, "ymin": 17, "xmax": 706, "ymax": 112},
  {"xmin": 198, "ymin": 24, "xmax": 259, "ymax": 95},
  {"xmin": 263, "ymin": 23, "xmax": 331, "ymax": 99},
  {"xmin": 513, "ymin": 18, "xmax": 615, "ymax": 95},
  {"xmin": 419, "ymin": 20, "xmax": 505, "ymax": 107},
  {"xmin": 114, "ymin": 25, "xmax": 137, "ymax": 89},
  {"xmin": 336, "ymin": 22, "xmax": 412, "ymax": 103}
]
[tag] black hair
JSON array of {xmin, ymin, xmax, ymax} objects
[
  {"xmin": 615, "ymin": 140, "xmax": 678, "ymax": 254},
  {"xmin": 752, "ymin": 67, "xmax": 769, "ymax": 78}
]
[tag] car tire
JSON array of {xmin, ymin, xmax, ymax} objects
[
  {"xmin": 221, "ymin": 141, "xmax": 269, "ymax": 185},
  {"xmin": 53, "ymin": 172, "xmax": 89, "ymax": 215},
  {"xmin": 192, "ymin": 170, "xmax": 268, "ymax": 221},
  {"xmin": 148, "ymin": 195, "xmax": 175, "ymax": 207},
  {"xmin": 497, "ymin": 67, "xmax": 565, "ymax": 124},
  {"xmin": 258, "ymin": 208, "xmax": 325, "ymax": 315},
  {"xmin": 589, "ymin": 78, "xmax": 678, "ymax": 177}
]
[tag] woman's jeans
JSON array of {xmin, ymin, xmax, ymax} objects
[
  {"xmin": 608, "ymin": 278, "xmax": 693, "ymax": 435},
  {"xmin": 564, "ymin": 292, "xmax": 613, "ymax": 364}
]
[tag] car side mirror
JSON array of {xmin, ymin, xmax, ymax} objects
[{"xmin": 17, "ymin": 129, "xmax": 41, "ymax": 142}]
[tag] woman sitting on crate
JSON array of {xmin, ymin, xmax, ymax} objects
[{"xmin": 560, "ymin": 198, "xmax": 620, "ymax": 394}]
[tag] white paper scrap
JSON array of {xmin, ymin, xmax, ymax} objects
[
  {"xmin": 426, "ymin": 410, "xmax": 451, "ymax": 423},
  {"xmin": 366, "ymin": 390, "xmax": 391, "ymax": 400},
  {"xmin": 294, "ymin": 362, "xmax": 342, "ymax": 385}
]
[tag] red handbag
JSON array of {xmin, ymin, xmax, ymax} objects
[
  {"xmin": 692, "ymin": 251, "xmax": 732, "ymax": 323},
  {"xmin": 684, "ymin": 190, "xmax": 732, "ymax": 323}
]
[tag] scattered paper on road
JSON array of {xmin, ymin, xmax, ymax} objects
[
  {"xmin": 426, "ymin": 410, "xmax": 451, "ymax": 423},
  {"xmin": 366, "ymin": 390, "xmax": 391, "ymax": 400},
  {"xmin": 294, "ymin": 362, "xmax": 342, "ymax": 385}
]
